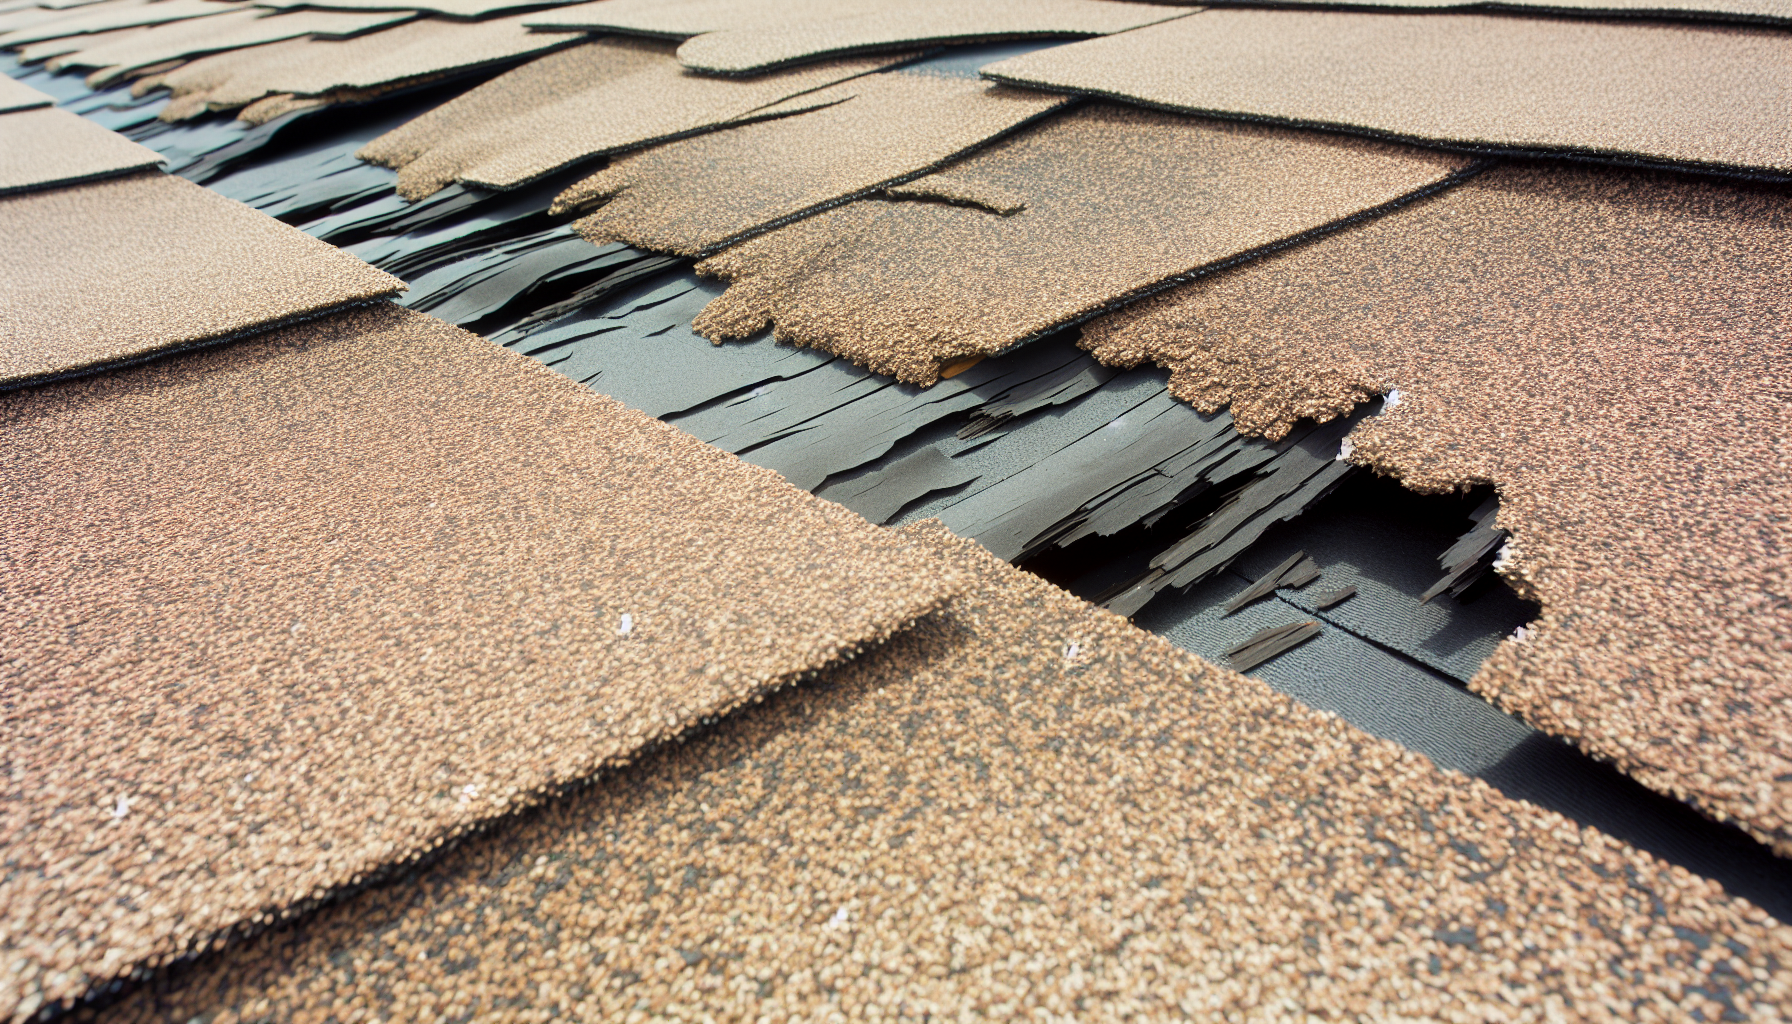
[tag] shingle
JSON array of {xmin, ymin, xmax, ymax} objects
[
  {"xmin": 0, "ymin": 170, "xmax": 400, "ymax": 385},
  {"xmin": 983, "ymin": 9, "xmax": 1792, "ymax": 179},
  {"xmin": 143, "ymin": 13, "xmax": 584, "ymax": 121},
  {"xmin": 0, "ymin": 0, "xmax": 236, "ymax": 47},
  {"xmin": 556, "ymin": 71, "xmax": 1070, "ymax": 255},
  {"xmin": 0, "ymin": 303, "xmax": 960, "ymax": 1022},
  {"xmin": 1078, "ymin": 161, "xmax": 1792, "ymax": 855},
  {"xmin": 653, "ymin": 0, "xmax": 1188, "ymax": 75},
  {"xmin": 690, "ymin": 103, "xmax": 1474, "ymax": 385},
  {"xmin": 0, "ymin": 105, "xmax": 163, "ymax": 195},
  {"xmin": 47, "ymin": 7, "xmax": 417, "ymax": 88},
  {"xmin": 0, "ymin": 69, "xmax": 53, "ymax": 111},
  {"xmin": 358, "ymin": 37, "xmax": 908, "ymax": 199},
  {"xmin": 88, "ymin": 523, "xmax": 1792, "ymax": 1024},
  {"xmin": 1230, "ymin": 0, "xmax": 1792, "ymax": 26}
]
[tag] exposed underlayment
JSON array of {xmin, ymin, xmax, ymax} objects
[
  {"xmin": 691, "ymin": 104, "xmax": 1473, "ymax": 385},
  {"xmin": 0, "ymin": 63, "xmax": 50, "ymax": 107},
  {"xmin": 360, "ymin": 38, "xmax": 906, "ymax": 199},
  {"xmin": 0, "ymin": 304, "xmax": 959, "ymax": 1022},
  {"xmin": 43, "ymin": 7, "xmax": 417, "ymax": 88},
  {"xmin": 0, "ymin": 0, "xmax": 233, "ymax": 47},
  {"xmin": 558, "ymin": 70, "xmax": 1070, "ymax": 255},
  {"xmin": 1080, "ymin": 161, "xmax": 1792, "ymax": 856},
  {"xmin": 0, "ymin": 103, "xmax": 160, "ymax": 192},
  {"xmin": 140, "ymin": 13, "xmax": 583, "ymax": 121},
  {"xmin": 1202, "ymin": 0, "xmax": 1792, "ymax": 26},
  {"xmin": 528, "ymin": 0, "xmax": 1183, "ymax": 74},
  {"xmin": 0, "ymin": 169, "xmax": 401, "ymax": 385},
  {"xmin": 85, "ymin": 525, "xmax": 1792, "ymax": 1023},
  {"xmin": 982, "ymin": 9, "xmax": 1792, "ymax": 180}
]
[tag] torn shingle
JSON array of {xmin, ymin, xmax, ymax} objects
[
  {"xmin": 359, "ymin": 37, "xmax": 907, "ymax": 200},
  {"xmin": 0, "ymin": 170, "xmax": 401, "ymax": 385},
  {"xmin": 253, "ymin": 0, "xmax": 590, "ymax": 19},
  {"xmin": 983, "ymin": 9, "xmax": 1792, "ymax": 180},
  {"xmin": 555, "ymin": 71, "xmax": 1070, "ymax": 255},
  {"xmin": 84, "ymin": 523, "xmax": 1792, "ymax": 1023},
  {"xmin": 0, "ymin": 105, "xmax": 162, "ymax": 193},
  {"xmin": 1079, "ymin": 161, "xmax": 1792, "ymax": 855},
  {"xmin": 0, "ymin": 304, "xmax": 960, "ymax": 1021},
  {"xmin": 140, "ymin": 13, "xmax": 584, "ymax": 121},
  {"xmin": 1225, "ymin": 619, "xmax": 1323, "ymax": 672},
  {"xmin": 691, "ymin": 104, "xmax": 1476, "ymax": 385}
]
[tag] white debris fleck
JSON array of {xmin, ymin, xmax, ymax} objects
[
  {"xmin": 1105, "ymin": 415, "xmax": 1127, "ymax": 431},
  {"xmin": 1336, "ymin": 437, "xmax": 1355, "ymax": 462},
  {"xmin": 112, "ymin": 796, "xmax": 131, "ymax": 820},
  {"xmin": 458, "ymin": 783, "xmax": 479, "ymax": 805},
  {"xmin": 1493, "ymin": 540, "xmax": 1516, "ymax": 572},
  {"xmin": 618, "ymin": 613, "xmax": 634, "ymax": 637},
  {"xmin": 1510, "ymin": 625, "xmax": 1532, "ymax": 644},
  {"xmin": 828, "ymin": 907, "xmax": 849, "ymax": 928},
  {"xmin": 1383, "ymin": 388, "xmax": 1403, "ymax": 410},
  {"xmin": 1064, "ymin": 641, "xmax": 1081, "ymax": 661}
]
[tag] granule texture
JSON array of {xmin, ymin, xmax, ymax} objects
[
  {"xmin": 144, "ymin": 13, "xmax": 582, "ymax": 120},
  {"xmin": 96, "ymin": 523, "xmax": 1792, "ymax": 1024},
  {"xmin": 0, "ymin": 72, "xmax": 53, "ymax": 111},
  {"xmin": 358, "ymin": 37, "xmax": 905, "ymax": 200},
  {"xmin": 50, "ymin": 7, "xmax": 416, "ymax": 88},
  {"xmin": 1079, "ymin": 162, "xmax": 1792, "ymax": 855},
  {"xmin": 0, "ymin": 105, "xmax": 163, "ymax": 195},
  {"xmin": 691, "ymin": 103, "xmax": 1471, "ymax": 385},
  {"xmin": 0, "ymin": 170, "xmax": 400, "ymax": 387},
  {"xmin": 558, "ymin": 71, "xmax": 1069, "ymax": 255},
  {"xmin": 982, "ymin": 9, "xmax": 1792, "ymax": 179},
  {"xmin": 0, "ymin": 304, "xmax": 959, "ymax": 1021}
]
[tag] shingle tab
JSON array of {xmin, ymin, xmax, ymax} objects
[
  {"xmin": 0, "ymin": 105, "xmax": 163, "ymax": 195},
  {"xmin": 0, "ymin": 170, "xmax": 399, "ymax": 385},
  {"xmin": 983, "ymin": 9, "xmax": 1792, "ymax": 179},
  {"xmin": 0, "ymin": 304, "xmax": 959, "ymax": 1021},
  {"xmin": 691, "ymin": 104, "xmax": 1474, "ymax": 385}
]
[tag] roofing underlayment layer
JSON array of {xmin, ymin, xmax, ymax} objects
[
  {"xmin": 143, "ymin": 13, "xmax": 582, "ymax": 121},
  {"xmin": 1079, "ymin": 162, "xmax": 1792, "ymax": 854},
  {"xmin": 92, "ymin": 525, "xmax": 1792, "ymax": 1022},
  {"xmin": 48, "ymin": 7, "xmax": 417, "ymax": 88},
  {"xmin": 0, "ymin": 104, "xmax": 161, "ymax": 193},
  {"xmin": 359, "ymin": 38, "xmax": 906, "ymax": 199},
  {"xmin": 0, "ymin": 304, "xmax": 959, "ymax": 1020},
  {"xmin": 0, "ymin": 0, "xmax": 234, "ymax": 47},
  {"xmin": 691, "ymin": 104, "xmax": 1472, "ymax": 385},
  {"xmin": 981, "ymin": 9, "xmax": 1792, "ymax": 179},
  {"xmin": 528, "ymin": 0, "xmax": 1184, "ymax": 74},
  {"xmin": 0, "ymin": 170, "xmax": 400, "ymax": 386},
  {"xmin": 557, "ymin": 70, "xmax": 1071, "ymax": 255}
]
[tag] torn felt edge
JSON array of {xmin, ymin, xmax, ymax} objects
[
  {"xmin": 975, "ymin": 71, "xmax": 1792, "ymax": 183},
  {"xmin": 577, "ymin": 93, "xmax": 1082, "ymax": 258}
]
